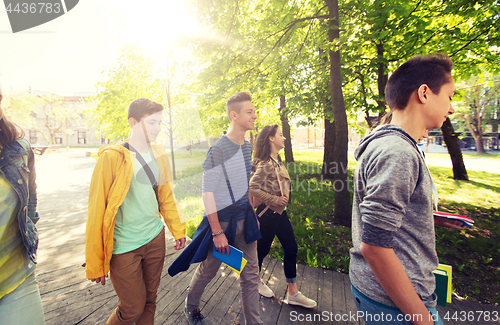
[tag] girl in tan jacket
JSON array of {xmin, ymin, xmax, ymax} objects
[{"xmin": 249, "ymin": 124, "xmax": 316, "ymax": 308}]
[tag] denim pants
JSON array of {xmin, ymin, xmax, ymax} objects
[
  {"xmin": 0, "ymin": 273, "xmax": 45, "ymax": 325},
  {"xmin": 351, "ymin": 284, "xmax": 444, "ymax": 325},
  {"xmin": 256, "ymin": 207, "xmax": 298, "ymax": 283},
  {"xmin": 107, "ymin": 228, "xmax": 165, "ymax": 325}
]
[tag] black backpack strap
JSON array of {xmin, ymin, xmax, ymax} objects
[
  {"xmin": 121, "ymin": 142, "xmax": 159, "ymax": 210},
  {"xmin": 209, "ymin": 147, "xmax": 236, "ymax": 204},
  {"xmin": 210, "ymin": 146, "xmax": 235, "ymax": 204},
  {"xmin": 221, "ymin": 161, "xmax": 235, "ymax": 204}
]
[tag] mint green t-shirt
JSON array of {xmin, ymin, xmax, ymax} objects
[{"xmin": 113, "ymin": 148, "xmax": 164, "ymax": 254}]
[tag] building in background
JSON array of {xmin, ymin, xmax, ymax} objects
[
  {"xmin": 20, "ymin": 94, "xmax": 105, "ymax": 147},
  {"xmin": 289, "ymin": 119, "xmax": 364, "ymax": 151}
]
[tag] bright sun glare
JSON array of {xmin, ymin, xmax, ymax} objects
[{"xmin": 111, "ymin": 0, "xmax": 200, "ymax": 56}]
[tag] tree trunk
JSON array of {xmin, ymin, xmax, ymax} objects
[
  {"xmin": 441, "ymin": 118, "xmax": 468, "ymax": 181},
  {"xmin": 33, "ymin": 125, "xmax": 51, "ymax": 144},
  {"xmin": 280, "ymin": 95, "xmax": 295, "ymax": 163},
  {"xmin": 166, "ymin": 68, "xmax": 176, "ymax": 180},
  {"xmin": 322, "ymin": 118, "xmax": 335, "ymax": 176},
  {"xmin": 364, "ymin": 109, "xmax": 373, "ymax": 129},
  {"xmin": 474, "ymin": 132, "xmax": 486, "ymax": 154},
  {"xmin": 324, "ymin": 0, "xmax": 351, "ymax": 227},
  {"xmin": 376, "ymin": 42, "xmax": 388, "ymax": 113},
  {"xmin": 249, "ymin": 132, "xmax": 255, "ymax": 150}
]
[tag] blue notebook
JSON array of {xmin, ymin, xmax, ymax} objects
[{"xmin": 212, "ymin": 244, "xmax": 244, "ymax": 272}]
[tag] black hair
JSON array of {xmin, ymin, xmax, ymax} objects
[
  {"xmin": 385, "ymin": 54, "xmax": 453, "ymax": 111},
  {"xmin": 127, "ymin": 98, "xmax": 163, "ymax": 121}
]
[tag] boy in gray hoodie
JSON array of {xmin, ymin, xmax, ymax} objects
[{"xmin": 350, "ymin": 54, "xmax": 465, "ymax": 325}]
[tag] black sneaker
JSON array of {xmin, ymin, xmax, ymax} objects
[{"xmin": 184, "ymin": 307, "xmax": 208, "ymax": 325}]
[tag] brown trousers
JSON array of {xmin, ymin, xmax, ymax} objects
[{"xmin": 106, "ymin": 228, "xmax": 165, "ymax": 325}]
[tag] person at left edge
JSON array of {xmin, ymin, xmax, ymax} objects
[
  {"xmin": 0, "ymin": 88, "xmax": 44, "ymax": 324},
  {"xmin": 85, "ymin": 98, "xmax": 186, "ymax": 325}
]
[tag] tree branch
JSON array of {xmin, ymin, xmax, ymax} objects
[
  {"xmin": 450, "ymin": 25, "xmax": 493, "ymax": 57},
  {"xmin": 234, "ymin": 11, "xmax": 328, "ymax": 79},
  {"xmin": 283, "ymin": 19, "xmax": 315, "ymax": 80},
  {"xmin": 456, "ymin": 79, "xmax": 500, "ymax": 90},
  {"xmin": 226, "ymin": 0, "xmax": 240, "ymax": 39}
]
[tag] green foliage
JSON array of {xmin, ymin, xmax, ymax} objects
[
  {"xmin": 89, "ymin": 44, "xmax": 208, "ymax": 148},
  {"xmin": 169, "ymin": 150, "xmax": 207, "ymax": 237},
  {"xmin": 3, "ymin": 92, "xmax": 39, "ymax": 126},
  {"xmin": 452, "ymin": 74, "xmax": 500, "ymax": 152},
  {"xmin": 181, "ymin": 0, "xmax": 500, "ymax": 135},
  {"xmin": 186, "ymin": 0, "xmax": 329, "ymax": 135},
  {"xmin": 89, "ymin": 46, "xmax": 166, "ymax": 142},
  {"xmin": 339, "ymin": 0, "xmax": 500, "ymax": 127},
  {"xmin": 172, "ymin": 99, "xmax": 207, "ymax": 146}
]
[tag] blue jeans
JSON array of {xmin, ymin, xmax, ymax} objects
[
  {"xmin": 351, "ymin": 284, "xmax": 443, "ymax": 325},
  {"xmin": 0, "ymin": 273, "xmax": 45, "ymax": 325},
  {"xmin": 257, "ymin": 208, "xmax": 298, "ymax": 283}
]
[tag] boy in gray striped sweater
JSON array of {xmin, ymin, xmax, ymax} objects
[{"xmin": 183, "ymin": 92, "xmax": 262, "ymax": 325}]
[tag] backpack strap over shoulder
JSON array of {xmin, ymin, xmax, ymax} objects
[{"xmin": 121, "ymin": 142, "xmax": 159, "ymax": 210}]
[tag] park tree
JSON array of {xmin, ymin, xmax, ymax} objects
[
  {"xmin": 324, "ymin": 0, "xmax": 350, "ymax": 226},
  {"xmin": 338, "ymin": 0, "xmax": 499, "ymax": 180},
  {"xmin": 4, "ymin": 92, "xmax": 71, "ymax": 145},
  {"xmin": 90, "ymin": 45, "xmax": 206, "ymax": 178},
  {"xmin": 339, "ymin": 0, "xmax": 499, "ymax": 118},
  {"xmin": 186, "ymin": 0, "xmax": 328, "ymax": 159},
  {"xmin": 441, "ymin": 118, "xmax": 468, "ymax": 180},
  {"xmin": 455, "ymin": 75, "xmax": 500, "ymax": 154},
  {"xmin": 90, "ymin": 46, "xmax": 166, "ymax": 142},
  {"xmin": 35, "ymin": 94, "xmax": 71, "ymax": 145},
  {"xmin": 187, "ymin": 0, "xmax": 353, "ymax": 224},
  {"xmin": 3, "ymin": 91, "xmax": 38, "ymax": 126}
]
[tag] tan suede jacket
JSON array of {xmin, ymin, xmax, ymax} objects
[{"xmin": 249, "ymin": 158, "xmax": 291, "ymax": 215}]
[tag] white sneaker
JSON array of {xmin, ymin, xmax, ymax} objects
[
  {"xmin": 284, "ymin": 291, "xmax": 317, "ymax": 308},
  {"xmin": 258, "ymin": 280, "xmax": 274, "ymax": 298}
]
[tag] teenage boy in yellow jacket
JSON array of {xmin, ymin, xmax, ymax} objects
[{"xmin": 85, "ymin": 98, "xmax": 186, "ymax": 325}]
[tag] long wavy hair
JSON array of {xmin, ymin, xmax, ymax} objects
[
  {"xmin": 252, "ymin": 124, "xmax": 281, "ymax": 171},
  {"xmin": 0, "ymin": 92, "xmax": 25, "ymax": 149}
]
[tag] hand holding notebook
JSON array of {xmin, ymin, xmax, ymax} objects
[
  {"xmin": 433, "ymin": 211, "xmax": 474, "ymax": 228},
  {"xmin": 212, "ymin": 244, "xmax": 247, "ymax": 274}
]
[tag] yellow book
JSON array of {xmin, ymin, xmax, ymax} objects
[
  {"xmin": 227, "ymin": 258, "xmax": 247, "ymax": 275},
  {"xmin": 437, "ymin": 264, "xmax": 453, "ymax": 303}
]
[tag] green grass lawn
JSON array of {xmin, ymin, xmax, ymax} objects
[{"xmin": 430, "ymin": 166, "xmax": 500, "ymax": 304}]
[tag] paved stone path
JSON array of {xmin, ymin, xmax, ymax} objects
[
  {"xmin": 425, "ymin": 157, "xmax": 499, "ymax": 174},
  {"xmin": 35, "ymin": 149, "xmax": 96, "ymax": 274}
]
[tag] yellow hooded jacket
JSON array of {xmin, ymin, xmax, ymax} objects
[{"xmin": 85, "ymin": 143, "xmax": 185, "ymax": 279}]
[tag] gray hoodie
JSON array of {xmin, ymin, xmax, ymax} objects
[{"xmin": 349, "ymin": 124, "xmax": 438, "ymax": 308}]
